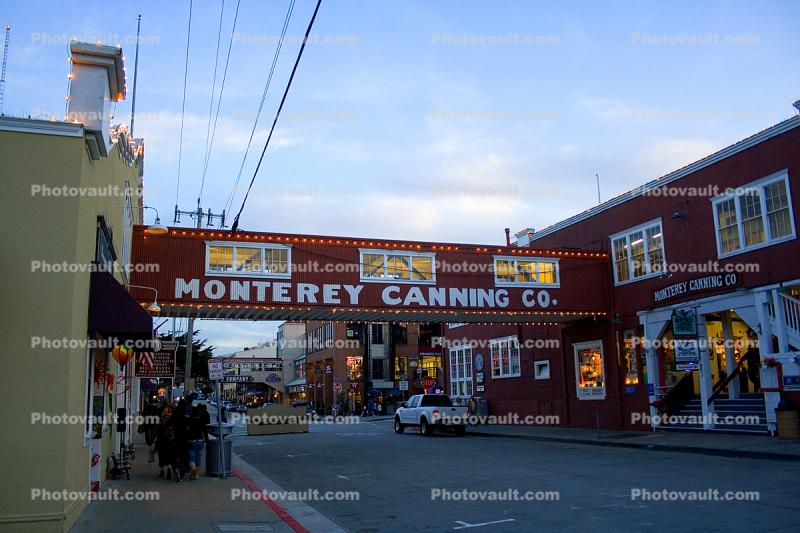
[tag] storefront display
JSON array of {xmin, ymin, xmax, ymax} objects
[{"xmin": 574, "ymin": 341, "xmax": 605, "ymax": 399}]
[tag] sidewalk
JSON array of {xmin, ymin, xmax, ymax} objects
[
  {"xmin": 71, "ymin": 443, "xmax": 296, "ymax": 533},
  {"xmin": 466, "ymin": 424, "xmax": 800, "ymax": 461}
]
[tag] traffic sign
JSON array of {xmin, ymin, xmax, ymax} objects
[
  {"xmin": 421, "ymin": 376, "xmax": 436, "ymax": 390},
  {"xmin": 208, "ymin": 359, "xmax": 223, "ymax": 381},
  {"xmin": 399, "ymin": 380, "xmax": 408, "ymax": 391},
  {"xmin": 334, "ymin": 383, "xmax": 343, "ymax": 393}
]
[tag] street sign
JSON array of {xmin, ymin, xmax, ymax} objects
[
  {"xmin": 334, "ymin": 383, "xmax": 343, "ymax": 393},
  {"xmin": 421, "ymin": 376, "xmax": 436, "ymax": 390},
  {"xmin": 399, "ymin": 380, "xmax": 408, "ymax": 391},
  {"xmin": 208, "ymin": 359, "xmax": 223, "ymax": 381},
  {"xmin": 223, "ymin": 375, "xmax": 253, "ymax": 383}
]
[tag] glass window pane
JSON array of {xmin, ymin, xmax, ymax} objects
[
  {"xmin": 576, "ymin": 346, "xmax": 604, "ymax": 390},
  {"xmin": 265, "ymin": 248, "xmax": 288, "ymax": 274},
  {"xmin": 208, "ymin": 245, "xmax": 233, "ymax": 272},
  {"xmin": 764, "ymin": 181, "xmax": 792, "ymax": 239},
  {"xmin": 629, "ymin": 231, "xmax": 645, "ymax": 278},
  {"xmin": 491, "ymin": 344, "xmax": 500, "ymax": 377},
  {"xmin": 363, "ymin": 254, "xmax": 385, "ymax": 278},
  {"xmin": 516, "ymin": 261, "xmax": 536, "ymax": 283},
  {"xmin": 495, "ymin": 260, "xmax": 515, "ymax": 282},
  {"xmin": 612, "ymin": 238, "xmax": 629, "ymax": 283},
  {"xmin": 387, "ymin": 255, "xmax": 410, "ymax": 279},
  {"xmin": 235, "ymin": 247, "xmax": 262, "ymax": 272},
  {"xmin": 739, "ymin": 191, "xmax": 765, "ymax": 247},
  {"xmin": 411, "ymin": 256, "xmax": 433, "ymax": 280},
  {"xmin": 538, "ymin": 261, "xmax": 556, "ymax": 284},
  {"xmin": 645, "ymin": 226, "xmax": 664, "ymax": 274}
]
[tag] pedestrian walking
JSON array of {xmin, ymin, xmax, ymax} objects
[
  {"xmin": 142, "ymin": 399, "xmax": 160, "ymax": 462},
  {"xmin": 187, "ymin": 404, "xmax": 210, "ymax": 480},
  {"xmin": 155, "ymin": 403, "xmax": 176, "ymax": 479}
]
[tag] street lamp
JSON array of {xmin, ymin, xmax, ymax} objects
[
  {"xmin": 129, "ymin": 284, "xmax": 161, "ymax": 313},
  {"xmin": 141, "ymin": 206, "xmax": 168, "ymax": 235}
]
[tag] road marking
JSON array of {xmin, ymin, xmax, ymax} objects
[
  {"xmin": 335, "ymin": 432, "xmax": 380, "ymax": 437},
  {"xmin": 453, "ymin": 519, "xmax": 515, "ymax": 529},
  {"xmin": 284, "ymin": 453, "xmax": 310, "ymax": 458},
  {"xmin": 336, "ymin": 473, "xmax": 371, "ymax": 480}
]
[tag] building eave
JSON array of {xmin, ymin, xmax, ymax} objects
[{"xmin": 0, "ymin": 116, "xmax": 84, "ymax": 137}]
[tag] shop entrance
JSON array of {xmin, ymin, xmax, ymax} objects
[{"xmin": 704, "ymin": 311, "xmax": 762, "ymax": 397}]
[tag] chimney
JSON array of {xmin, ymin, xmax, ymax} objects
[
  {"xmin": 514, "ymin": 227, "xmax": 535, "ymax": 248},
  {"xmin": 504, "ymin": 228, "xmax": 511, "ymax": 246},
  {"xmin": 67, "ymin": 41, "xmax": 126, "ymax": 159}
]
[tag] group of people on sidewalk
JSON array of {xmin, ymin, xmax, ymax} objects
[{"xmin": 142, "ymin": 394, "xmax": 211, "ymax": 483}]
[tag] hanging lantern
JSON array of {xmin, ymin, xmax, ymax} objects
[{"xmin": 111, "ymin": 345, "xmax": 133, "ymax": 366}]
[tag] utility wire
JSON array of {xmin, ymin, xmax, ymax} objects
[
  {"xmin": 224, "ymin": 0, "xmax": 296, "ymax": 215},
  {"xmin": 230, "ymin": 0, "xmax": 322, "ymax": 232},
  {"xmin": 198, "ymin": 0, "xmax": 226, "ymax": 209},
  {"xmin": 199, "ymin": 0, "xmax": 241, "ymax": 214},
  {"xmin": 175, "ymin": 0, "xmax": 194, "ymax": 213}
]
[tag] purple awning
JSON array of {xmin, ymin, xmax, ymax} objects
[{"xmin": 87, "ymin": 270, "xmax": 153, "ymax": 340}]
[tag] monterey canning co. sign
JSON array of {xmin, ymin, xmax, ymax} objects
[{"xmin": 130, "ymin": 226, "xmax": 611, "ymax": 323}]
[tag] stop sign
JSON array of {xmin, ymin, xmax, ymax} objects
[
  {"xmin": 334, "ymin": 383, "xmax": 343, "ymax": 393},
  {"xmin": 421, "ymin": 376, "xmax": 436, "ymax": 390}
]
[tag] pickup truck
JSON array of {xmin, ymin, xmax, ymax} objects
[{"xmin": 394, "ymin": 394, "xmax": 469, "ymax": 436}]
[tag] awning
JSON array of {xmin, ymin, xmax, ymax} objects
[
  {"xmin": 87, "ymin": 270, "xmax": 153, "ymax": 340},
  {"xmin": 285, "ymin": 378, "xmax": 306, "ymax": 388}
]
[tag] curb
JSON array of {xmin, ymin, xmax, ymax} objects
[{"xmin": 466, "ymin": 430, "xmax": 800, "ymax": 462}]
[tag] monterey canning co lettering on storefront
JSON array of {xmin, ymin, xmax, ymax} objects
[
  {"xmin": 173, "ymin": 279, "xmax": 550, "ymax": 309},
  {"xmin": 653, "ymin": 273, "xmax": 740, "ymax": 303}
]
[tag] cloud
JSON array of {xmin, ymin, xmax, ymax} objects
[{"xmin": 634, "ymin": 137, "xmax": 719, "ymax": 178}]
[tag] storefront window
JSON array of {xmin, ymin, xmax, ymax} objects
[
  {"xmin": 574, "ymin": 341, "xmax": 605, "ymax": 399},
  {"xmin": 622, "ymin": 330, "xmax": 639, "ymax": 385},
  {"xmin": 418, "ymin": 354, "xmax": 442, "ymax": 382},
  {"xmin": 346, "ymin": 356, "xmax": 363, "ymax": 380},
  {"xmin": 394, "ymin": 356, "xmax": 408, "ymax": 380}
]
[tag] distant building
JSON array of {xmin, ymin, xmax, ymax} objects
[{"xmin": 278, "ymin": 321, "xmax": 307, "ymax": 404}]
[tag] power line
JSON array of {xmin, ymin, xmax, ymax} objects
[
  {"xmin": 224, "ymin": 0, "xmax": 296, "ymax": 215},
  {"xmin": 198, "ymin": 0, "xmax": 227, "ymax": 209},
  {"xmin": 230, "ymin": 0, "xmax": 322, "ymax": 232},
  {"xmin": 199, "ymin": 0, "xmax": 241, "ymax": 211},
  {"xmin": 175, "ymin": 0, "xmax": 194, "ymax": 215}
]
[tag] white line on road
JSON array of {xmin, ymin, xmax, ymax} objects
[
  {"xmin": 284, "ymin": 453, "xmax": 310, "ymax": 458},
  {"xmin": 335, "ymin": 473, "xmax": 371, "ymax": 480},
  {"xmin": 453, "ymin": 518, "xmax": 515, "ymax": 529}
]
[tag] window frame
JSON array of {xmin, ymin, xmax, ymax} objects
[
  {"xmin": 534, "ymin": 360, "xmax": 550, "ymax": 380},
  {"xmin": 358, "ymin": 248, "xmax": 437, "ymax": 284},
  {"xmin": 492, "ymin": 256, "xmax": 560, "ymax": 288},
  {"xmin": 609, "ymin": 218, "xmax": 666, "ymax": 286},
  {"xmin": 573, "ymin": 340, "xmax": 606, "ymax": 400},
  {"xmin": 448, "ymin": 345, "xmax": 473, "ymax": 397},
  {"xmin": 710, "ymin": 170, "xmax": 796, "ymax": 259},
  {"xmin": 489, "ymin": 336, "xmax": 521, "ymax": 379},
  {"xmin": 204, "ymin": 241, "xmax": 292, "ymax": 278}
]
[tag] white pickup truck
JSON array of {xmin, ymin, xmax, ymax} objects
[{"xmin": 394, "ymin": 394, "xmax": 468, "ymax": 436}]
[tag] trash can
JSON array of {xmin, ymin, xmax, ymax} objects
[{"xmin": 206, "ymin": 437, "xmax": 233, "ymax": 476}]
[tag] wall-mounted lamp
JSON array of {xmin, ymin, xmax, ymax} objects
[{"xmin": 129, "ymin": 284, "xmax": 160, "ymax": 313}]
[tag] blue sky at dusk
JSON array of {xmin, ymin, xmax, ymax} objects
[{"xmin": 4, "ymin": 0, "xmax": 799, "ymax": 350}]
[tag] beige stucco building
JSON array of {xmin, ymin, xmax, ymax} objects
[{"xmin": 0, "ymin": 42, "xmax": 153, "ymax": 532}]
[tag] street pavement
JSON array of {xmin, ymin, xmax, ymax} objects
[{"xmin": 231, "ymin": 417, "xmax": 800, "ymax": 532}]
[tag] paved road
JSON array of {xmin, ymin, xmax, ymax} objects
[{"xmin": 229, "ymin": 417, "xmax": 800, "ymax": 533}]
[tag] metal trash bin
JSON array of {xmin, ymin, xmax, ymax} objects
[{"xmin": 206, "ymin": 437, "xmax": 232, "ymax": 476}]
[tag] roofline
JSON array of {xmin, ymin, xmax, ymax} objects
[
  {"xmin": 531, "ymin": 114, "xmax": 800, "ymax": 241},
  {"xmin": 0, "ymin": 115, "xmax": 84, "ymax": 137}
]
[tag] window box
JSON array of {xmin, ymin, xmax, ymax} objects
[
  {"xmin": 359, "ymin": 249, "xmax": 436, "ymax": 283},
  {"xmin": 205, "ymin": 241, "xmax": 291, "ymax": 278},
  {"xmin": 610, "ymin": 219, "xmax": 665, "ymax": 286},
  {"xmin": 711, "ymin": 170, "xmax": 796, "ymax": 258}
]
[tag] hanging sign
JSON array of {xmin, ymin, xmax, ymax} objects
[{"xmin": 672, "ymin": 308, "xmax": 698, "ymax": 337}]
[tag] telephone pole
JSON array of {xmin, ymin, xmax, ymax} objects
[{"xmin": 174, "ymin": 205, "xmax": 226, "ymax": 394}]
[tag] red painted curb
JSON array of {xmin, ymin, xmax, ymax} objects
[{"xmin": 233, "ymin": 467, "xmax": 311, "ymax": 533}]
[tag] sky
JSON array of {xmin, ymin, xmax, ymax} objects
[{"xmin": 5, "ymin": 0, "xmax": 799, "ymax": 351}]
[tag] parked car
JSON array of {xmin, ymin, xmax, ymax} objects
[{"xmin": 394, "ymin": 394, "xmax": 469, "ymax": 436}]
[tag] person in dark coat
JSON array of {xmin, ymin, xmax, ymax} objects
[
  {"xmin": 142, "ymin": 399, "xmax": 160, "ymax": 462},
  {"xmin": 744, "ymin": 329, "xmax": 761, "ymax": 392},
  {"xmin": 170, "ymin": 399, "xmax": 190, "ymax": 482},
  {"xmin": 155, "ymin": 403, "xmax": 176, "ymax": 479},
  {"xmin": 187, "ymin": 404, "xmax": 211, "ymax": 480}
]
